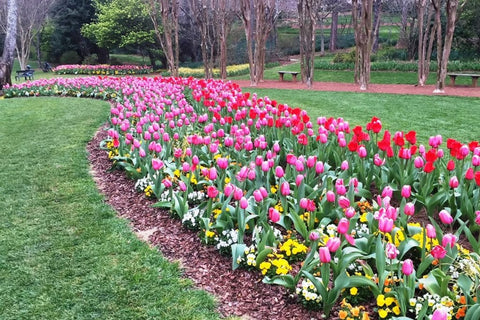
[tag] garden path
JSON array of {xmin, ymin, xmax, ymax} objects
[{"xmin": 233, "ymin": 79, "xmax": 480, "ymax": 98}]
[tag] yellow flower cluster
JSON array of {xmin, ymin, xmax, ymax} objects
[
  {"xmin": 279, "ymin": 238, "xmax": 308, "ymax": 258},
  {"xmin": 259, "ymin": 252, "xmax": 292, "ymax": 276},
  {"xmin": 178, "ymin": 64, "xmax": 250, "ymax": 78},
  {"xmin": 377, "ymin": 294, "xmax": 401, "ymax": 318}
]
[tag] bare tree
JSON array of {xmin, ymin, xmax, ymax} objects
[
  {"xmin": 416, "ymin": 0, "xmax": 435, "ymax": 86},
  {"xmin": 0, "ymin": 0, "xmax": 18, "ymax": 90},
  {"xmin": 434, "ymin": 0, "xmax": 460, "ymax": 93},
  {"xmin": 146, "ymin": 0, "xmax": 180, "ymax": 77},
  {"xmin": 239, "ymin": 0, "xmax": 277, "ymax": 86},
  {"xmin": 372, "ymin": 0, "xmax": 382, "ymax": 53},
  {"xmin": 297, "ymin": 0, "xmax": 320, "ymax": 87},
  {"xmin": 216, "ymin": 0, "xmax": 236, "ymax": 79},
  {"xmin": 396, "ymin": 0, "xmax": 415, "ymax": 49},
  {"xmin": 352, "ymin": 0, "xmax": 374, "ymax": 90}
]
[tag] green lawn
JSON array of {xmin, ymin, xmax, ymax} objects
[
  {"xmin": 241, "ymin": 88, "xmax": 480, "ymax": 145},
  {"xmin": 0, "ymin": 97, "xmax": 219, "ymax": 320}
]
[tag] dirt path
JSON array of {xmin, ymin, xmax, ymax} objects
[{"xmin": 232, "ymin": 79, "xmax": 480, "ymax": 98}]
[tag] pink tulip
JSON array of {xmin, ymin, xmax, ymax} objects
[
  {"xmin": 326, "ymin": 237, "xmax": 341, "ymax": 252},
  {"xmin": 473, "ymin": 155, "xmax": 480, "ymax": 166},
  {"xmin": 449, "ymin": 176, "xmax": 459, "ymax": 188},
  {"xmin": 299, "ymin": 198, "xmax": 309, "ymax": 210},
  {"xmin": 208, "ymin": 167, "xmax": 217, "ymax": 180},
  {"xmin": 341, "ymin": 160, "xmax": 349, "ymax": 170},
  {"xmin": 253, "ymin": 190, "xmax": 264, "ymax": 202},
  {"xmin": 179, "ymin": 181, "xmax": 187, "ymax": 192},
  {"xmin": 431, "ymin": 245, "xmax": 447, "ymax": 259},
  {"xmin": 309, "ymin": 231, "xmax": 320, "ymax": 241},
  {"xmin": 337, "ymin": 218, "xmax": 349, "ymax": 234},
  {"xmin": 338, "ymin": 196, "xmax": 350, "ymax": 209},
  {"xmin": 401, "ymin": 185, "xmax": 411, "ymax": 198},
  {"xmin": 431, "ymin": 308, "xmax": 448, "ymax": 320},
  {"xmin": 182, "ymin": 162, "xmax": 191, "ymax": 172},
  {"xmin": 404, "ymin": 202, "xmax": 415, "ymax": 216},
  {"xmin": 152, "ymin": 158, "xmax": 164, "ymax": 171},
  {"xmin": 326, "ymin": 191, "xmax": 335, "ymax": 203},
  {"xmin": 162, "ymin": 178, "xmax": 172, "ymax": 188},
  {"xmin": 280, "ymin": 181, "xmax": 291, "ymax": 196},
  {"xmin": 275, "ymin": 166, "xmax": 284, "ymax": 178},
  {"xmin": 273, "ymin": 142, "xmax": 280, "ymax": 153},
  {"xmin": 382, "ymin": 186, "xmax": 393, "ymax": 198},
  {"xmin": 268, "ymin": 207, "xmax": 280, "ymax": 223},
  {"xmin": 295, "ymin": 174, "xmax": 304, "ymax": 186},
  {"xmin": 345, "ymin": 206, "xmax": 356, "ymax": 218},
  {"xmin": 374, "ymin": 154, "xmax": 385, "ymax": 166},
  {"xmin": 476, "ymin": 211, "xmax": 480, "ymax": 225},
  {"xmin": 385, "ymin": 242, "xmax": 399, "ymax": 259},
  {"xmin": 259, "ymin": 187, "xmax": 268, "ymax": 198},
  {"xmin": 306, "ymin": 156, "xmax": 316, "ymax": 168},
  {"xmin": 217, "ymin": 157, "xmax": 229, "ymax": 170},
  {"xmin": 402, "ymin": 259, "xmax": 414, "ymax": 276},
  {"xmin": 295, "ymin": 160, "xmax": 304, "ymax": 172},
  {"xmin": 426, "ymin": 224, "xmax": 436, "ymax": 238},
  {"xmin": 378, "ymin": 216, "xmax": 394, "ymax": 233},
  {"xmin": 239, "ymin": 196, "xmax": 248, "ymax": 209},
  {"xmin": 439, "ymin": 210, "xmax": 453, "ymax": 224},
  {"xmin": 233, "ymin": 187, "xmax": 243, "ymax": 201},
  {"xmin": 358, "ymin": 146, "xmax": 367, "ymax": 158},
  {"xmin": 207, "ymin": 186, "xmax": 219, "ymax": 198},
  {"xmin": 442, "ymin": 233, "xmax": 457, "ymax": 248},
  {"xmin": 261, "ymin": 161, "xmax": 270, "ymax": 172},
  {"xmin": 192, "ymin": 155, "xmax": 199, "ymax": 165},
  {"xmin": 315, "ymin": 161, "xmax": 324, "ymax": 174},
  {"xmin": 224, "ymin": 183, "xmax": 234, "ymax": 197},
  {"xmin": 414, "ymin": 156, "xmax": 424, "ymax": 168},
  {"xmin": 318, "ymin": 247, "xmax": 331, "ymax": 263}
]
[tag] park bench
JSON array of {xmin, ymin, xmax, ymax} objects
[
  {"xmin": 278, "ymin": 71, "xmax": 299, "ymax": 82},
  {"xmin": 15, "ymin": 69, "xmax": 35, "ymax": 81},
  {"xmin": 446, "ymin": 73, "xmax": 480, "ymax": 87}
]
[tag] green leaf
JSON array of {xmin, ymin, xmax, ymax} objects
[
  {"xmin": 152, "ymin": 201, "xmax": 172, "ymax": 209},
  {"xmin": 231, "ymin": 244, "xmax": 247, "ymax": 270},
  {"xmin": 287, "ymin": 211, "xmax": 308, "ymax": 240},
  {"xmin": 255, "ymin": 248, "xmax": 273, "ymax": 266},
  {"xmin": 262, "ymin": 274, "xmax": 296, "ymax": 291}
]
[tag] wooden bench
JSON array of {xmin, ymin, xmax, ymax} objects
[
  {"xmin": 447, "ymin": 73, "xmax": 480, "ymax": 87},
  {"xmin": 15, "ymin": 69, "xmax": 35, "ymax": 81},
  {"xmin": 278, "ymin": 71, "xmax": 299, "ymax": 82}
]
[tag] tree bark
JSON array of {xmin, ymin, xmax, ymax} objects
[
  {"xmin": 0, "ymin": 0, "xmax": 18, "ymax": 90},
  {"xmin": 352, "ymin": 0, "xmax": 374, "ymax": 90},
  {"xmin": 372, "ymin": 0, "xmax": 382, "ymax": 53},
  {"xmin": 329, "ymin": 8, "xmax": 338, "ymax": 52},
  {"xmin": 297, "ymin": 0, "xmax": 319, "ymax": 88},
  {"xmin": 434, "ymin": 0, "xmax": 459, "ymax": 93}
]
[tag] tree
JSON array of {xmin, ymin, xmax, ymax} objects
[
  {"xmin": 352, "ymin": 0, "xmax": 374, "ymax": 90},
  {"xmin": 240, "ymin": 0, "xmax": 277, "ymax": 86},
  {"xmin": 48, "ymin": 0, "xmax": 108, "ymax": 64},
  {"xmin": 416, "ymin": 0, "xmax": 435, "ymax": 86},
  {"xmin": 433, "ymin": 0, "xmax": 461, "ymax": 93},
  {"xmin": 455, "ymin": 0, "xmax": 480, "ymax": 58},
  {"xmin": 297, "ymin": 0, "xmax": 320, "ymax": 87},
  {"xmin": 146, "ymin": 0, "xmax": 180, "ymax": 76},
  {"xmin": 0, "ymin": 0, "xmax": 17, "ymax": 90}
]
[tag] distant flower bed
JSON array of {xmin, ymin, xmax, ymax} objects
[
  {"xmin": 178, "ymin": 64, "xmax": 250, "ymax": 78},
  {"xmin": 53, "ymin": 64, "xmax": 152, "ymax": 75},
  {"xmin": 3, "ymin": 76, "xmax": 480, "ymax": 320}
]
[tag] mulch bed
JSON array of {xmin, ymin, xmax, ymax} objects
[{"xmin": 87, "ymin": 126, "xmax": 335, "ymax": 319}]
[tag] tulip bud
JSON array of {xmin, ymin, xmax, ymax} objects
[
  {"xmin": 401, "ymin": 259, "xmax": 414, "ymax": 276},
  {"xmin": 385, "ymin": 242, "xmax": 399, "ymax": 259},
  {"xmin": 309, "ymin": 231, "xmax": 320, "ymax": 241},
  {"xmin": 318, "ymin": 247, "xmax": 331, "ymax": 263},
  {"xmin": 442, "ymin": 233, "xmax": 457, "ymax": 248},
  {"xmin": 431, "ymin": 245, "xmax": 447, "ymax": 259},
  {"xmin": 449, "ymin": 176, "xmax": 459, "ymax": 188},
  {"xmin": 337, "ymin": 218, "xmax": 349, "ymax": 234},
  {"xmin": 275, "ymin": 166, "xmax": 284, "ymax": 178},
  {"xmin": 345, "ymin": 206, "xmax": 356, "ymax": 218},
  {"xmin": 280, "ymin": 181, "xmax": 291, "ymax": 196},
  {"xmin": 439, "ymin": 210, "xmax": 454, "ymax": 224},
  {"xmin": 404, "ymin": 202, "xmax": 415, "ymax": 216},
  {"xmin": 179, "ymin": 181, "xmax": 187, "ymax": 192},
  {"xmin": 268, "ymin": 207, "xmax": 280, "ymax": 223},
  {"xmin": 315, "ymin": 161, "xmax": 324, "ymax": 174},
  {"xmin": 295, "ymin": 174, "xmax": 304, "ymax": 186},
  {"xmin": 401, "ymin": 185, "xmax": 411, "ymax": 198},
  {"xmin": 414, "ymin": 156, "xmax": 424, "ymax": 168},
  {"xmin": 326, "ymin": 237, "xmax": 341, "ymax": 252},
  {"xmin": 426, "ymin": 224, "xmax": 436, "ymax": 238},
  {"xmin": 253, "ymin": 190, "xmax": 263, "ymax": 202},
  {"xmin": 431, "ymin": 307, "xmax": 448, "ymax": 320},
  {"xmin": 338, "ymin": 196, "xmax": 350, "ymax": 209},
  {"xmin": 378, "ymin": 216, "xmax": 394, "ymax": 233},
  {"xmin": 382, "ymin": 186, "xmax": 393, "ymax": 198},
  {"xmin": 341, "ymin": 160, "xmax": 349, "ymax": 170},
  {"xmin": 326, "ymin": 191, "xmax": 335, "ymax": 203},
  {"xmin": 239, "ymin": 196, "xmax": 248, "ymax": 209}
]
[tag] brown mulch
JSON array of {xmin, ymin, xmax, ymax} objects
[{"xmin": 87, "ymin": 127, "xmax": 330, "ymax": 320}]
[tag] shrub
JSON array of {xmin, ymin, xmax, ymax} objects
[{"xmin": 59, "ymin": 50, "xmax": 82, "ymax": 65}]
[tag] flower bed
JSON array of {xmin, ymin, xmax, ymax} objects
[
  {"xmin": 4, "ymin": 76, "xmax": 480, "ymax": 319},
  {"xmin": 53, "ymin": 64, "xmax": 152, "ymax": 75}
]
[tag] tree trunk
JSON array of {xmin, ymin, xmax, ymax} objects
[
  {"xmin": 417, "ymin": 0, "xmax": 427, "ymax": 86},
  {"xmin": 329, "ymin": 8, "xmax": 338, "ymax": 52},
  {"xmin": 240, "ymin": 0, "xmax": 255, "ymax": 85},
  {"xmin": 298, "ymin": 0, "xmax": 318, "ymax": 88},
  {"xmin": 397, "ymin": 0, "xmax": 411, "ymax": 49},
  {"xmin": 0, "ymin": 0, "xmax": 18, "ymax": 90},
  {"xmin": 372, "ymin": 0, "xmax": 382, "ymax": 53},
  {"xmin": 433, "ymin": 0, "xmax": 443, "ymax": 92},
  {"xmin": 435, "ymin": 0, "xmax": 459, "ymax": 93},
  {"xmin": 352, "ymin": 0, "xmax": 374, "ymax": 90}
]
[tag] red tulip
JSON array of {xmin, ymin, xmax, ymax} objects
[{"xmin": 431, "ymin": 245, "xmax": 447, "ymax": 259}]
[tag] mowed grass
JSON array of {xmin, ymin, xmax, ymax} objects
[
  {"xmin": 241, "ymin": 88, "xmax": 480, "ymax": 145},
  {"xmin": 0, "ymin": 97, "xmax": 219, "ymax": 320}
]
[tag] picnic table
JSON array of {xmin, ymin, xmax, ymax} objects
[
  {"xmin": 15, "ymin": 69, "xmax": 35, "ymax": 81},
  {"xmin": 278, "ymin": 71, "xmax": 299, "ymax": 82},
  {"xmin": 446, "ymin": 73, "xmax": 480, "ymax": 87}
]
